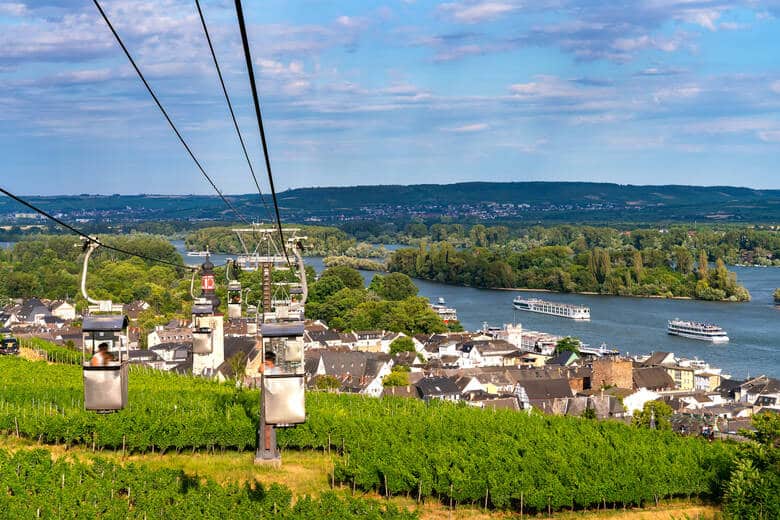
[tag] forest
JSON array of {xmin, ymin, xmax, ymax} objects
[
  {"xmin": 184, "ymin": 225, "xmax": 388, "ymax": 258},
  {"xmin": 346, "ymin": 222, "xmax": 780, "ymax": 266},
  {"xmin": 4, "ymin": 354, "xmax": 769, "ymax": 516},
  {"xmin": 0, "ymin": 234, "xmax": 190, "ymax": 314},
  {"xmin": 388, "ymin": 230, "xmax": 751, "ymax": 301}
]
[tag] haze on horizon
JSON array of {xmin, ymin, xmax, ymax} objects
[{"xmin": 1, "ymin": 1, "xmax": 780, "ymax": 196}]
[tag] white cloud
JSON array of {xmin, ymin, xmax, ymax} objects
[
  {"xmin": 509, "ymin": 75, "xmax": 597, "ymax": 99},
  {"xmin": 439, "ymin": 1, "xmax": 518, "ymax": 24},
  {"xmin": 0, "ymin": 2, "xmax": 26, "ymax": 16},
  {"xmin": 443, "ymin": 122, "xmax": 489, "ymax": 132},
  {"xmin": 758, "ymin": 130, "xmax": 780, "ymax": 142},
  {"xmin": 676, "ymin": 9, "xmax": 721, "ymax": 31},
  {"xmin": 771, "ymin": 81, "xmax": 780, "ymax": 94},
  {"xmin": 652, "ymin": 85, "xmax": 701, "ymax": 104},
  {"xmin": 336, "ymin": 15, "xmax": 367, "ymax": 29},
  {"xmin": 498, "ymin": 138, "xmax": 549, "ymax": 153},
  {"xmin": 719, "ymin": 21, "xmax": 748, "ymax": 30}
]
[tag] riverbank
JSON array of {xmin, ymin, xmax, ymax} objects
[{"xmin": 492, "ymin": 287, "xmax": 698, "ymax": 300}]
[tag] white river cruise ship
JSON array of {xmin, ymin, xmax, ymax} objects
[
  {"xmin": 667, "ymin": 319, "xmax": 729, "ymax": 343},
  {"xmin": 512, "ymin": 297, "xmax": 590, "ymax": 320}
]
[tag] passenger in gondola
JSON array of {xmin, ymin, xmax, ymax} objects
[
  {"xmin": 90, "ymin": 342, "xmax": 115, "ymax": 366},
  {"xmin": 262, "ymin": 350, "xmax": 278, "ymax": 374}
]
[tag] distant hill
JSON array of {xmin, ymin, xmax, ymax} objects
[
  {"xmin": 278, "ymin": 181, "xmax": 779, "ymax": 208},
  {"xmin": 2, "ymin": 182, "xmax": 780, "ymax": 224}
]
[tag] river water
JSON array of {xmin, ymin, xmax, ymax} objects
[{"xmin": 174, "ymin": 240, "xmax": 779, "ymax": 378}]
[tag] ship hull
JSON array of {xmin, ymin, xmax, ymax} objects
[{"xmin": 667, "ymin": 330, "xmax": 729, "ymax": 343}]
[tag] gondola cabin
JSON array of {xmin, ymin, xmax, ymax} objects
[
  {"xmin": 227, "ymin": 280, "xmax": 242, "ymax": 319},
  {"xmin": 82, "ymin": 314, "xmax": 129, "ymax": 412},
  {"xmin": 191, "ymin": 298, "xmax": 214, "ymax": 354},
  {"xmin": 260, "ymin": 321, "xmax": 306, "ymax": 426}
]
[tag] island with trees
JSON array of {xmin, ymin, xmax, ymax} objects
[{"xmin": 388, "ymin": 228, "xmax": 751, "ymax": 301}]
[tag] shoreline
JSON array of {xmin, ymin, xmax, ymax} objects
[{"xmin": 492, "ymin": 287, "xmax": 695, "ymax": 300}]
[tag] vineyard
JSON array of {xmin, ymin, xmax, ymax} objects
[
  {"xmin": 0, "ymin": 355, "xmax": 735, "ymax": 514},
  {"xmin": 0, "ymin": 449, "xmax": 415, "ymax": 519}
]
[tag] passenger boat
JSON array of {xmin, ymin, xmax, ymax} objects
[
  {"xmin": 667, "ymin": 319, "xmax": 729, "ymax": 343},
  {"xmin": 512, "ymin": 297, "xmax": 590, "ymax": 320},
  {"xmin": 430, "ymin": 297, "xmax": 458, "ymax": 323}
]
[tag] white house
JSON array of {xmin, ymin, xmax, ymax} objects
[{"xmin": 49, "ymin": 300, "xmax": 76, "ymax": 321}]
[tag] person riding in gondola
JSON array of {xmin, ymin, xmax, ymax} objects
[
  {"xmin": 90, "ymin": 342, "xmax": 115, "ymax": 366},
  {"xmin": 261, "ymin": 350, "xmax": 278, "ymax": 374}
]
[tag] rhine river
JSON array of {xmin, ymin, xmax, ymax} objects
[{"xmin": 173, "ymin": 241, "xmax": 779, "ymax": 379}]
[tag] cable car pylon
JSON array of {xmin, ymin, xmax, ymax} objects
[{"xmin": 254, "ymin": 232, "xmax": 308, "ymax": 465}]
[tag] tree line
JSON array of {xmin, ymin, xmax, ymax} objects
[
  {"xmin": 0, "ymin": 235, "xmax": 190, "ymax": 314},
  {"xmin": 342, "ymin": 221, "xmax": 780, "ymax": 267},
  {"xmin": 185, "ymin": 225, "xmax": 389, "ymax": 258},
  {"xmin": 389, "ymin": 241, "xmax": 750, "ymax": 301}
]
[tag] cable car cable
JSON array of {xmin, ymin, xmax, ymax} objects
[
  {"xmin": 0, "ymin": 186, "xmax": 197, "ymax": 271},
  {"xmin": 91, "ymin": 0, "xmax": 251, "ymax": 226},
  {"xmin": 194, "ymin": 0, "xmax": 274, "ymax": 226},
  {"xmin": 233, "ymin": 0, "xmax": 292, "ymax": 267}
]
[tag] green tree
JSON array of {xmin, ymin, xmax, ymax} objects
[
  {"xmin": 309, "ymin": 276, "xmax": 346, "ymax": 302},
  {"xmin": 320, "ymin": 265, "xmax": 364, "ymax": 289},
  {"xmin": 632, "ymin": 400, "xmax": 673, "ymax": 430},
  {"xmin": 673, "ymin": 246, "xmax": 694, "ymax": 274},
  {"xmin": 389, "ymin": 336, "xmax": 416, "ymax": 356},
  {"xmin": 382, "ymin": 367, "xmax": 411, "ymax": 387},
  {"xmin": 697, "ymin": 250, "xmax": 710, "ymax": 281},
  {"xmin": 314, "ymin": 375, "xmax": 342, "ymax": 391},
  {"xmin": 469, "ymin": 224, "xmax": 488, "ymax": 247},
  {"xmin": 554, "ymin": 336, "xmax": 581, "ymax": 355},
  {"xmin": 593, "ymin": 248, "xmax": 611, "ymax": 284},
  {"xmin": 369, "ymin": 273, "xmax": 418, "ymax": 300},
  {"xmin": 632, "ymin": 250, "xmax": 643, "ymax": 282},
  {"xmin": 723, "ymin": 413, "xmax": 780, "ymax": 519}
]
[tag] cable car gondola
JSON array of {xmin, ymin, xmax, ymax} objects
[
  {"xmin": 226, "ymin": 259, "xmax": 243, "ymax": 319},
  {"xmin": 191, "ymin": 299, "xmax": 215, "ymax": 354},
  {"xmin": 79, "ymin": 240, "xmax": 130, "ymax": 413},
  {"xmin": 227, "ymin": 280, "xmax": 242, "ymax": 319},
  {"xmin": 260, "ymin": 321, "xmax": 306, "ymax": 426},
  {"xmin": 82, "ymin": 314, "xmax": 129, "ymax": 412}
]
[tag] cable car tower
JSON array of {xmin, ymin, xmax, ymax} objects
[
  {"xmin": 232, "ymin": 224, "xmax": 307, "ymax": 322},
  {"xmin": 252, "ymin": 227, "xmax": 308, "ymax": 465}
]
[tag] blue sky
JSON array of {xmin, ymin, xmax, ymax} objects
[{"xmin": 1, "ymin": 0, "xmax": 780, "ymax": 195}]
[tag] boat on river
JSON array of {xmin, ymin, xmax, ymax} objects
[
  {"xmin": 667, "ymin": 319, "xmax": 729, "ymax": 343},
  {"xmin": 430, "ymin": 297, "xmax": 458, "ymax": 323},
  {"xmin": 512, "ymin": 297, "xmax": 590, "ymax": 320}
]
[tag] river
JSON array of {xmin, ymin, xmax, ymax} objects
[
  {"xmin": 174, "ymin": 240, "xmax": 780, "ymax": 378},
  {"xmin": 303, "ymin": 257, "xmax": 779, "ymax": 380}
]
